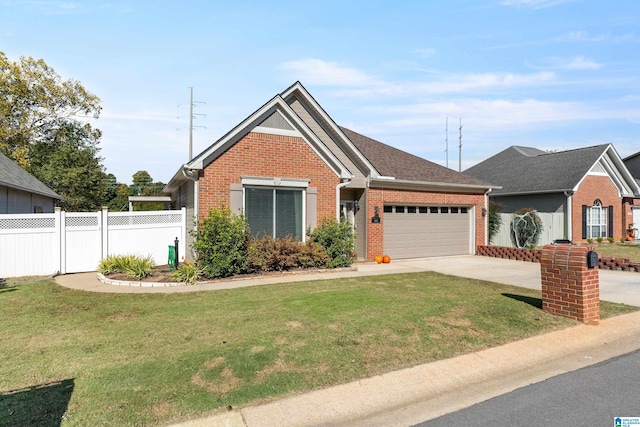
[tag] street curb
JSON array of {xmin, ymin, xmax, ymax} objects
[{"xmin": 238, "ymin": 310, "xmax": 640, "ymax": 427}]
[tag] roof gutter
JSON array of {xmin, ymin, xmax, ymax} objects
[{"xmin": 369, "ymin": 177, "xmax": 498, "ymax": 192}]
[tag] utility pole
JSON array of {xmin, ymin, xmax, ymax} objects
[
  {"xmin": 445, "ymin": 117, "xmax": 449, "ymax": 168},
  {"xmin": 458, "ymin": 118, "xmax": 462, "ymax": 172},
  {"xmin": 187, "ymin": 87, "xmax": 206, "ymax": 161},
  {"xmin": 189, "ymin": 87, "xmax": 193, "ymax": 161}
]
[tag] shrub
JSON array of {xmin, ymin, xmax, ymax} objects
[
  {"xmin": 488, "ymin": 202, "xmax": 503, "ymax": 244},
  {"xmin": 308, "ymin": 218, "xmax": 355, "ymax": 268},
  {"xmin": 173, "ymin": 261, "xmax": 202, "ymax": 285},
  {"xmin": 192, "ymin": 207, "xmax": 250, "ymax": 279},
  {"xmin": 510, "ymin": 208, "xmax": 543, "ymax": 248},
  {"xmin": 297, "ymin": 239, "xmax": 330, "ymax": 269},
  {"xmin": 596, "ymin": 236, "xmax": 603, "ymax": 243},
  {"xmin": 587, "ymin": 238, "xmax": 594, "ymax": 244},
  {"xmin": 607, "ymin": 237, "xmax": 615, "ymax": 244},
  {"xmin": 248, "ymin": 235, "xmax": 330, "ymax": 272},
  {"xmin": 98, "ymin": 254, "xmax": 155, "ymax": 279},
  {"xmin": 621, "ymin": 236, "xmax": 627, "ymax": 243}
]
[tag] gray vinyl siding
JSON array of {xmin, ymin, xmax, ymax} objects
[
  {"xmin": 175, "ymin": 180, "xmax": 195, "ymax": 260},
  {"xmin": 259, "ymin": 111, "xmax": 294, "ymax": 130},
  {"xmin": 287, "ymin": 98, "xmax": 367, "ymax": 188},
  {"xmin": 492, "ymin": 193, "xmax": 566, "ymax": 214},
  {"xmin": 0, "ymin": 185, "xmax": 56, "ymax": 214}
]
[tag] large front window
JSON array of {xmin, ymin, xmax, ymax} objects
[
  {"xmin": 245, "ymin": 187, "xmax": 303, "ymax": 240},
  {"xmin": 586, "ymin": 200, "xmax": 607, "ymax": 238}
]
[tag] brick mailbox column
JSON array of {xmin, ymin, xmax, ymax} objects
[{"xmin": 540, "ymin": 244, "xmax": 600, "ymax": 324}]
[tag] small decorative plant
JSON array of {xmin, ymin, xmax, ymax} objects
[
  {"xmin": 98, "ymin": 254, "xmax": 155, "ymax": 279},
  {"xmin": 596, "ymin": 236, "xmax": 603, "ymax": 243},
  {"xmin": 586, "ymin": 238, "xmax": 594, "ymax": 244},
  {"xmin": 607, "ymin": 237, "xmax": 615, "ymax": 244},
  {"xmin": 621, "ymin": 236, "xmax": 627, "ymax": 243},
  {"xmin": 173, "ymin": 261, "xmax": 202, "ymax": 285}
]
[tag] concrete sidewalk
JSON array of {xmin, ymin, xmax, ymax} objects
[
  {"xmin": 55, "ymin": 255, "xmax": 640, "ymax": 305},
  {"xmin": 52, "ymin": 256, "xmax": 640, "ymax": 427}
]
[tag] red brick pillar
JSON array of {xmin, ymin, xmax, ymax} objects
[{"xmin": 540, "ymin": 244, "xmax": 600, "ymax": 324}]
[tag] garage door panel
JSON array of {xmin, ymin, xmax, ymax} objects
[{"xmin": 383, "ymin": 205, "xmax": 471, "ymax": 259}]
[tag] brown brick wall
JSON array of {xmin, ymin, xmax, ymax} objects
[
  {"xmin": 365, "ymin": 187, "xmax": 486, "ymax": 260},
  {"xmin": 540, "ymin": 244, "xmax": 600, "ymax": 324},
  {"xmin": 197, "ymin": 131, "xmax": 339, "ymax": 223},
  {"xmin": 572, "ymin": 175, "xmax": 623, "ymax": 242}
]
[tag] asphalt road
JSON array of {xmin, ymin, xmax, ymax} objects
[{"xmin": 414, "ymin": 350, "xmax": 640, "ymax": 427}]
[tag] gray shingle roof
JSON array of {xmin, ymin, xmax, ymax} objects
[
  {"xmin": 340, "ymin": 127, "xmax": 491, "ymax": 187},
  {"xmin": 0, "ymin": 152, "xmax": 61, "ymax": 199},
  {"xmin": 464, "ymin": 144, "xmax": 609, "ymax": 195}
]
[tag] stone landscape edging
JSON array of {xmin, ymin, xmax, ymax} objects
[
  {"xmin": 476, "ymin": 245, "xmax": 640, "ymax": 272},
  {"xmin": 97, "ymin": 266, "xmax": 358, "ymax": 288}
]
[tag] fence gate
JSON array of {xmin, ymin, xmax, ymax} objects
[{"xmin": 62, "ymin": 211, "xmax": 103, "ymax": 274}]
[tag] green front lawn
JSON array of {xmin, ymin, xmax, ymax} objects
[
  {"xmin": 591, "ymin": 242, "xmax": 640, "ymax": 263},
  {"xmin": 1, "ymin": 273, "xmax": 636, "ymax": 426}
]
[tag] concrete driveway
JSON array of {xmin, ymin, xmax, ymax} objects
[{"xmin": 368, "ymin": 256, "xmax": 640, "ymax": 307}]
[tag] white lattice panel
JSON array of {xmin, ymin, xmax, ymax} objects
[
  {"xmin": 65, "ymin": 215, "xmax": 99, "ymax": 228},
  {"xmin": 109, "ymin": 213, "xmax": 182, "ymax": 226},
  {"xmin": 0, "ymin": 216, "xmax": 55, "ymax": 230}
]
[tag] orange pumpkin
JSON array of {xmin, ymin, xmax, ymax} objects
[
  {"xmin": 382, "ymin": 255, "xmax": 391, "ymax": 263},
  {"xmin": 374, "ymin": 255, "xmax": 383, "ymax": 264}
]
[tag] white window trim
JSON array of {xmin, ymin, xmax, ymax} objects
[
  {"xmin": 586, "ymin": 200, "xmax": 607, "ymax": 238},
  {"xmin": 241, "ymin": 176, "xmax": 309, "ymax": 188},
  {"xmin": 242, "ymin": 184, "xmax": 307, "ymax": 242}
]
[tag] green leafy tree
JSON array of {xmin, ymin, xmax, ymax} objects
[
  {"xmin": 108, "ymin": 184, "xmax": 131, "ymax": 212},
  {"xmin": 129, "ymin": 170, "xmax": 165, "ymax": 211},
  {"xmin": 29, "ymin": 122, "xmax": 104, "ymax": 211},
  {"xmin": 0, "ymin": 52, "xmax": 105, "ymax": 210}
]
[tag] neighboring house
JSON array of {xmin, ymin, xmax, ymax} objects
[
  {"xmin": 622, "ymin": 151, "xmax": 640, "ymax": 231},
  {"xmin": 163, "ymin": 82, "xmax": 494, "ymax": 260},
  {"xmin": 465, "ymin": 145, "xmax": 640, "ymax": 244},
  {"xmin": 0, "ymin": 151, "xmax": 60, "ymax": 214}
]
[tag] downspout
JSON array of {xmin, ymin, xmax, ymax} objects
[
  {"xmin": 182, "ymin": 166, "xmax": 199, "ymax": 228},
  {"xmin": 564, "ymin": 191, "xmax": 573, "ymax": 241},
  {"xmin": 484, "ymin": 189, "xmax": 492, "ymax": 246},
  {"xmin": 336, "ymin": 179, "xmax": 351, "ymax": 221}
]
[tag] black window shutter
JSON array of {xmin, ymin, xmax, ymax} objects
[
  {"xmin": 582, "ymin": 205, "xmax": 588, "ymax": 239},
  {"xmin": 608, "ymin": 206, "xmax": 614, "ymax": 238}
]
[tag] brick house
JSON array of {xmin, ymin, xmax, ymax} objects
[
  {"xmin": 623, "ymin": 151, "xmax": 640, "ymax": 232},
  {"xmin": 163, "ymin": 82, "xmax": 494, "ymax": 260},
  {"xmin": 464, "ymin": 145, "xmax": 640, "ymax": 244}
]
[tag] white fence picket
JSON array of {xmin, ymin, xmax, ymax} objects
[{"xmin": 0, "ymin": 208, "xmax": 186, "ymax": 278}]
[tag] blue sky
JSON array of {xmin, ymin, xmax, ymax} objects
[{"xmin": 2, "ymin": 0, "xmax": 639, "ymax": 184}]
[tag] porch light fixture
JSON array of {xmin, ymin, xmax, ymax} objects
[
  {"xmin": 482, "ymin": 207, "xmax": 487, "ymax": 217},
  {"xmin": 354, "ymin": 199, "xmax": 360, "ymax": 212}
]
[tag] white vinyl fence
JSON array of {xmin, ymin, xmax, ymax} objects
[
  {"xmin": 491, "ymin": 212, "xmax": 565, "ymax": 247},
  {"xmin": 0, "ymin": 208, "xmax": 186, "ymax": 278}
]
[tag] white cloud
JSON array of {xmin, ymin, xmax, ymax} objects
[
  {"xmin": 529, "ymin": 56, "xmax": 602, "ymax": 70},
  {"xmin": 500, "ymin": 0, "xmax": 574, "ymax": 9},
  {"xmin": 371, "ymin": 98, "xmax": 640, "ymax": 130},
  {"xmin": 415, "ymin": 48, "xmax": 437, "ymax": 59},
  {"xmin": 564, "ymin": 30, "xmax": 639, "ymax": 43},
  {"xmin": 563, "ymin": 56, "xmax": 602, "ymax": 70},
  {"xmin": 280, "ymin": 57, "xmax": 559, "ymax": 99},
  {"xmin": 278, "ymin": 58, "xmax": 381, "ymax": 87}
]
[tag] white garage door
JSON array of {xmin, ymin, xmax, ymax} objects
[{"xmin": 383, "ymin": 205, "xmax": 472, "ymax": 259}]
